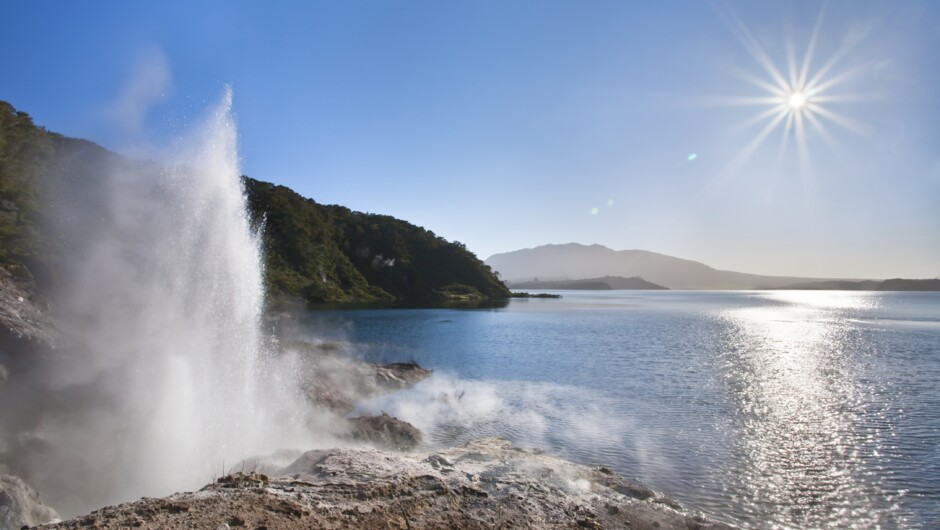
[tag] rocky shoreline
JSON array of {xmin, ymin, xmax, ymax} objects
[
  {"xmin": 0, "ymin": 344, "xmax": 737, "ymax": 529},
  {"xmin": 41, "ymin": 438, "xmax": 732, "ymax": 530}
]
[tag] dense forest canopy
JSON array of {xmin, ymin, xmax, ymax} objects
[
  {"xmin": 0, "ymin": 101, "xmax": 51, "ymax": 272},
  {"xmin": 244, "ymin": 178, "xmax": 510, "ymax": 304}
]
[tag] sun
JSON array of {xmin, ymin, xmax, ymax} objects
[
  {"xmin": 710, "ymin": 4, "xmax": 871, "ymax": 175},
  {"xmin": 786, "ymin": 91, "xmax": 807, "ymax": 111}
]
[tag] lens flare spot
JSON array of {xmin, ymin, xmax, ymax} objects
[
  {"xmin": 688, "ymin": 153, "xmax": 698, "ymax": 161},
  {"xmin": 590, "ymin": 207, "xmax": 599, "ymax": 215},
  {"xmin": 607, "ymin": 199, "xmax": 614, "ymax": 206}
]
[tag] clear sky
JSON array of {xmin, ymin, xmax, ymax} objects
[{"xmin": 2, "ymin": 1, "xmax": 938, "ymax": 278}]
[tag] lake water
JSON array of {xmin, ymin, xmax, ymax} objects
[{"xmin": 300, "ymin": 291, "xmax": 940, "ymax": 529}]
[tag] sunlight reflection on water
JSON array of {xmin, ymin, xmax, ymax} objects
[
  {"xmin": 718, "ymin": 292, "xmax": 889, "ymax": 528},
  {"xmin": 311, "ymin": 291, "xmax": 940, "ymax": 529}
]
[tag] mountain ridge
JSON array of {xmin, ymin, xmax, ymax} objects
[
  {"xmin": 486, "ymin": 243, "xmax": 848, "ymax": 290},
  {"xmin": 511, "ymin": 275, "xmax": 668, "ymax": 290}
]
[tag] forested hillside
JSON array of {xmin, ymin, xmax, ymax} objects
[
  {"xmin": 244, "ymin": 178, "xmax": 510, "ymax": 304},
  {"xmin": 0, "ymin": 101, "xmax": 54, "ymax": 280},
  {"xmin": 0, "ymin": 100, "xmax": 510, "ymax": 314}
]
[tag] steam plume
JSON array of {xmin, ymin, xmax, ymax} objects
[{"xmin": 2, "ymin": 89, "xmax": 313, "ymax": 516}]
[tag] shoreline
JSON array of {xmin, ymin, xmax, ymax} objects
[
  {"xmin": 1, "ymin": 348, "xmax": 735, "ymax": 529},
  {"xmin": 41, "ymin": 438, "xmax": 735, "ymax": 530}
]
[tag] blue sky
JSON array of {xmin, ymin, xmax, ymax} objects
[{"xmin": 2, "ymin": 1, "xmax": 938, "ymax": 278}]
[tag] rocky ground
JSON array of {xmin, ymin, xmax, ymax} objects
[
  {"xmin": 43, "ymin": 438, "xmax": 733, "ymax": 530},
  {"xmin": 345, "ymin": 413, "xmax": 424, "ymax": 451}
]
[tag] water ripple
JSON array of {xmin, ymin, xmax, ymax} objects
[{"xmin": 331, "ymin": 291, "xmax": 940, "ymax": 529}]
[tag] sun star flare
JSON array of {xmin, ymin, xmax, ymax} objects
[
  {"xmin": 786, "ymin": 91, "xmax": 807, "ymax": 111},
  {"xmin": 711, "ymin": 4, "xmax": 873, "ymax": 176}
]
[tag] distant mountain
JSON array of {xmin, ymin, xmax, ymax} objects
[
  {"xmin": 778, "ymin": 278, "xmax": 940, "ymax": 291},
  {"xmin": 511, "ymin": 276, "xmax": 667, "ymax": 290},
  {"xmin": 485, "ymin": 243, "xmax": 836, "ymax": 290}
]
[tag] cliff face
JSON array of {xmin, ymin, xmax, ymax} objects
[{"xmin": 46, "ymin": 438, "xmax": 734, "ymax": 530}]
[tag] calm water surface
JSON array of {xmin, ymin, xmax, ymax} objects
[{"xmin": 303, "ymin": 291, "xmax": 940, "ymax": 529}]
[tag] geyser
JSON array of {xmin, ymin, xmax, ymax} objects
[{"xmin": 5, "ymin": 89, "xmax": 312, "ymax": 516}]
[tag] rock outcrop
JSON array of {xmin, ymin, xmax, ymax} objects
[
  {"xmin": 294, "ymin": 341, "xmax": 432, "ymax": 415},
  {"xmin": 0, "ymin": 263, "xmax": 55, "ymax": 350},
  {"xmin": 371, "ymin": 361, "xmax": 432, "ymax": 392},
  {"xmin": 0, "ymin": 474, "xmax": 59, "ymax": 529},
  {"xmin": 46, "ymin": 438, "xmax": 733, "ymax": 530},
  {"xmin": 344, "ymin": 413, "xmax": 423, "ymax": 451}
]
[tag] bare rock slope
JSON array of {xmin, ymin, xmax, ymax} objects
[
  {"xmin": 0, "ymin": 474, "xmax": 59, "ymax": 529},
  {"xmin": 48, "ymin": 438, "xmax": 733, "ymax": 530},
  {"xmin": 0, "ymin": 263, "xmax": 54, "ymax": 349}
]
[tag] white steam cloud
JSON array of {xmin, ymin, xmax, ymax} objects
[
  {"xmin": 2, "ymin": 89, "xmax": 323, "ymax": 517},
  {"xmin": 106, "ymin": 47, "xmax": 172, "ymax": 134},
  {"xmin": 353, "ymin": 374, "xmax": 662, "ymax": 477}
]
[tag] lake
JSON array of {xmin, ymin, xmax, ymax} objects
[{"xmin": 299, "ymin": 291, "xmax": 940, "ymax": 529}]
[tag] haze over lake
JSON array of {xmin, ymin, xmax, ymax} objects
[{"xmin": 302, "ymin": 290, "xmax": 940, "ymax": 529}]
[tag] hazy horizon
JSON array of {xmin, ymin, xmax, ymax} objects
[{"xmin": 1, "ymin": 1, "xmax": 937, "ymax": 279}]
